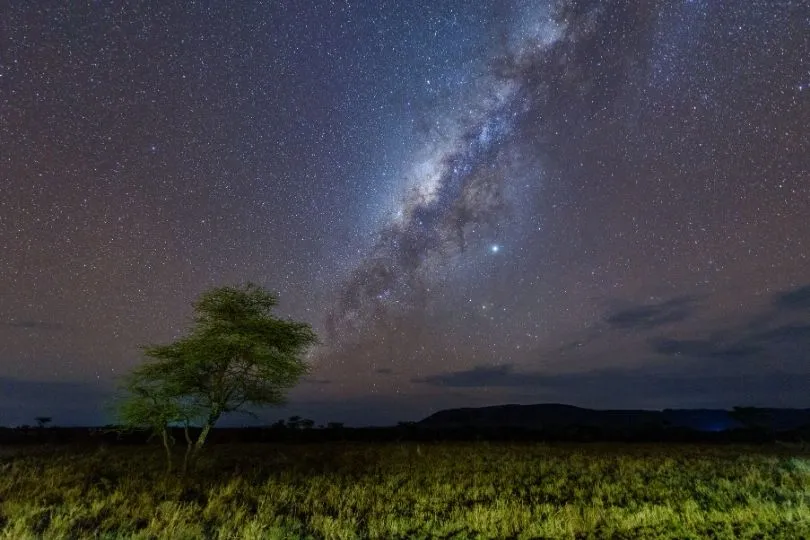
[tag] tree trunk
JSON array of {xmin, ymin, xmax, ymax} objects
[
  {"xmin": 182, "ymin": 424, "xmax": 194, "ymax": 474},
  {"xmin": 192, "ymin": 410, "xmax": 221, "ymax": 457},
  {"xmin": 160, "ymin": 428, "xmax": 173, "ymax": 474},
  {"xmin": 194, "ymin": 422, "xmax": 212, "ymax": 455}
]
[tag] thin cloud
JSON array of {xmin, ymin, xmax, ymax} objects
[
  {"xmin": 603, "ymin": 296, "xmax": 698, "ymax": 331},
  {"xmin": 2, "ymin": 320, "xmax": 64, "ymax": 331},
  {"xmin": 774, "ymin": 284, "xmax": 810, "ymax": 312}
]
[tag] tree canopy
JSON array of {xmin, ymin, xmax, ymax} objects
[{"xmin": 115, "ymin": 283, "xmax": 317, "ymax": 466}]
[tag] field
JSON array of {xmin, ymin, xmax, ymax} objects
[{"xmin": 1, "ymin": 442, "xmax": 809, "ymax": 539}]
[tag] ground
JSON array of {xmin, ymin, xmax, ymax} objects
[{"xmin": 1, "ymin": 442, "xmax": 809, "ymax": 538}]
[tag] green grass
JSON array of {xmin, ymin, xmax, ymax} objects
[{"xmin": 1, "ymin": 442, "xmax": 809, "ymax": 538}]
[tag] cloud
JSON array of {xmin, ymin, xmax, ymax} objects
[
  {"xmin": 2, "ymin": 320, "xmax": 64, "ymax": 331},
  {"xmin": 603, "ymin": 296, "xmax": 698, "ymax": 330},
  {"xmin": 774, "ymin": 285, "xmax": 810, "ymax": 312},
  {"xmin": 650, "ymin": 319, "xmax": 810, "ymax": 365},
  {"xmin": 746, "ymin": 324, "xmax": 810, "ymax": 346},
  {"xmin": 411, "ymin": 363, "xmax": 810, "ymax": 409},
  {"xmin": 646, "ymin": 285, "xmax": 810, "ymax": 362},
  {"xmin": 414, "ymin": 364, "xmax": 547, "ymax": 388},
  {"xmin": 301, "ymin": 377, "xmax": 332, "ymax": 385},
  {"xmin": 650, "ymin": 338, "xmax": 762, "ymax": 361}
]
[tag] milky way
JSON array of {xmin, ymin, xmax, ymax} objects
[
  {"xmin": 329, "ymin": 2, "xmax": 565, "ymax": 339},
  {"xmin": 328, "ymin": 1, "xmax": 645, "ymax": 344}
]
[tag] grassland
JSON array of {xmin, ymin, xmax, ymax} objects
[{"xmin": 1, "ymin": 442, "xmax": 809, "ymax": 539}]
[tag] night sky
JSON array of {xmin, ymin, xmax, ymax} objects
[{"xmin": 2, "ymin": 1, "xmax": 809, "ymax": 426}]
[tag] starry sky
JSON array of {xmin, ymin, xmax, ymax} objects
[{"xmin": 2, "ymin": 1, "xmax": 809, "ymax": 426}]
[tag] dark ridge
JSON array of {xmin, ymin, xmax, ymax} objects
[{"xmin": 418, "ymin": 403, "xmax": 810, "ymax": 433}]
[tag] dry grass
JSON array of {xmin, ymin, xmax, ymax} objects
[{"xmin": 1, "ymin": 442, "xmax": 809, "ymax": 538}]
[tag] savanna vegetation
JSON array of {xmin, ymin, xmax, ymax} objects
[{"xmin": 1, "ymin": 442, "xmax": 810, "ymax": 539}]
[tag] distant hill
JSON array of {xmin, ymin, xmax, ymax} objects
[{"xmin": 417, "ymin": 404, "xmax": 810, "ymax": 433}]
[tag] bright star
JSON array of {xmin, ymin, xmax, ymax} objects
[{"xmin": 490, "ymin": 244, "xmax": 500, "ymax": 253}]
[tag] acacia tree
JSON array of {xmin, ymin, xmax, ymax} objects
[{"xmin": 117, "ymin": 283, "xmax": 317, "ymax": 463}]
